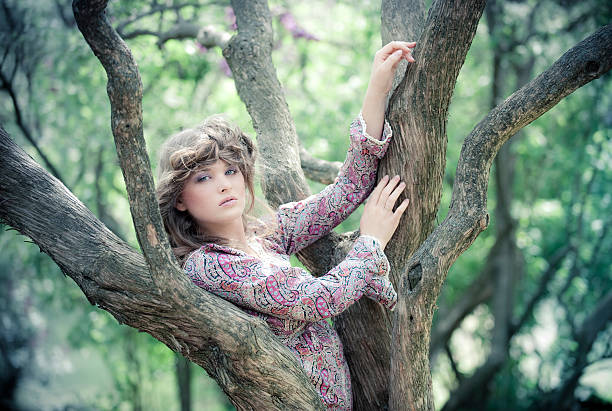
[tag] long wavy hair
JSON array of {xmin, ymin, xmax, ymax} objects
[{"xmin": 156, "ymin": 115, "xmax": 265, "ymax": 264}]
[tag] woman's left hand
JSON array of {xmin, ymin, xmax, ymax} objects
[
  {"xmin": 360, "ymin": 174, "xmax": 410, "ymax": 250},
  {"xmin": 360, "ymin": 41, "xmax": 416, "ymax": 140},
  {"xmin": 367, "ymin": 41, "xmax": 416, "ymax": 98}
]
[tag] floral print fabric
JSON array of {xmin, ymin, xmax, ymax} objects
[{"xmin": 183, "ymin": 114, "xmax": 397, "ymax": 409}]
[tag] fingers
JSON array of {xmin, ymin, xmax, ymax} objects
[
  {"xmin": 371, "ymin": 175, "xmax": 408, "ymax": 211},
  {"xmin": 385, "ymin": 179, "xmax": 406, "ymax": 209},
  {"xmin": 378, "ymin": 41, "xmax": 416, "ymax": 63},
  {"xmin": 380, "ymin": 175, "xmax": 402, "ymax": 204},
  {"xmin": 380, "ymin": 41, "xmax": 416, "ymax": 56},
  {"xmin": 360, "ymin": 174, "xmax": 411, "ymax": 247},
  {"xmin": 369, "ymin": 174, "xmax": 389, "ymax": 205},
  {"xmin": 393, "ymin": 198, "xmax": 410, "ymax": 218}
]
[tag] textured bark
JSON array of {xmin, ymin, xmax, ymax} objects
[
  {"xmin": 390, "ymin": 24, "xmax": 612, "ymax": 410},
  {"xmin": 328, "ymin": 3, "xmax": 430, "ymax": 408},
  {"xmin": 379, "ymin": 1, "xmax": 488, "ymax": 409},
  {"xmin": 1, "ymin": 1, "xmax": 611, "ymax": 410},
  {"xmin": 442, "ymin": 6, "xmax": 528, "ymax": 405},
  {"xmin": 223, "ymin": 2, "xmax": 390, "ymax": 407},
  {"xmin": 381, "ymin": 0, "xmax": 426, "ymax": 96},
  {"xmin": 333, "ymin": 2, "xmax": 488, "ymax": 408},
  {"xmin": 223, "ymin": 0, "xmax": 309, "ymax": 209},
  {"xmin": 3, "ymin": 0, "xmax": 325, "ymax": 409},
  {"xmin": 0, "ymin": 127, "xmax": 323, "ymax": 410}
]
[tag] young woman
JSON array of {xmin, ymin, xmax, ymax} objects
[{"xmin": 156, "ymin": 41, "xmax": 415, "ymax": 409}]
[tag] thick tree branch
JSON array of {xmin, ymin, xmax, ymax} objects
[
  {"xmin": 451, "ymin": 25, "xmax": 611, "ymax": 214},
  {"xmin": 391, "ymin": 0, "xmax": 486, "ymax": 118},
  {"xmin": 381, "ymin": 0, "xmax": 425, "ymax": 46},
  {"xmin": 73, "ymin": 0, "xmax": 172, "ymax": 283},
  {"xmin": 66, "ymin": 0, "xmax": 323, "ymax": 408},
  {"xmin": 381, "ymin": 0, "xmax": 426, "ymax": 96},
  {"xmin": 223, "ymin": 0, "xmax": 309, "ymax": 208},
  {"xmin": 390, "ymin": 24, "xmax": 612, "ymax": 410},
  {"xmin": 383, "ymin": 0, "xmax": 487, "ymax": 269},
  {"xmin": 299, "ymin": 146, "xmax": 341, "ymax": 185},
  {"xmin": 0, "ymin": 126, "xmax": 323, "ymax": 410}
]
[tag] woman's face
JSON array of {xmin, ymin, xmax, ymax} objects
[{"xmin": 176, "ymin": 159, "xmax": 246, "ymax": 234}]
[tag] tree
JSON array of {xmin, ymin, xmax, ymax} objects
[{"xmin": 1, "ymin": 0, "xmax": 610, "ymax": 409}]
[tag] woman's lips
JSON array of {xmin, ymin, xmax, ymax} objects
[{"xmin": 219, "ymin": 198, "xmax": 237, "ymax": 207}]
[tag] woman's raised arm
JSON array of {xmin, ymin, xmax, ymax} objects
[{"xmin": 361, "ymin": 41, "xmax": 416, "ymax": 140}]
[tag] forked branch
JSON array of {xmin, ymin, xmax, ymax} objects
[{"xmin": 390, "ymin": 24, "xmax": 612, "ymax": 410}]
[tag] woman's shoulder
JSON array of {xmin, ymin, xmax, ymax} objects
[{"xmin": 182, "ymin": 245, "xmax": 208, "ymax": 269}]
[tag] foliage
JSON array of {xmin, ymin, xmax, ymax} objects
[{"xmin": 0, "ymin": 0, "xmax": 610, "ymax": 409}]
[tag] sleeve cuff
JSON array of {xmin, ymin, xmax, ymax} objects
[
  {"xmin": 358, "ymin": 234, "xmax": 389, "ymax": 274},
  {"xmin": 356, "ymin": 235, "xmax": 397, "ymax": 311},
  {"xmin": 357, "ymin": 111, "xmax": 393, "ymax": 146}
]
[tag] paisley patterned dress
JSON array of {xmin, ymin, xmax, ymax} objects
[{"xmin": 183, "ymin": 113, "xmax": 397, "ymax": 409}]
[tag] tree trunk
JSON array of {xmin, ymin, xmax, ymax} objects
[
  {"xmin": 175, "ymin": 353, "xmax": 192, "ymax": 411},
  {"xmin": 0, "ymin": 0, "xmax": 610, "ymax": 409}
]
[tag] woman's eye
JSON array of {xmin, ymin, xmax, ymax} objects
[
  {"xmin": 196, "ymin": 175, "xmax": 210, "ymax": 182},
  {"xmin": 226, "ymin": 168, "xmax": 238, "ymax": 175}
]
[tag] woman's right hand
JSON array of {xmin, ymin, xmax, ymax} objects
[{"xmin": 360, "ymin": 175, "xmax": 410, "ymax": 250}]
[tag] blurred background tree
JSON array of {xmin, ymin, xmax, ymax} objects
[{"xmin": 0, "ymin": 0, "xmax": 609, "ymax": 410}]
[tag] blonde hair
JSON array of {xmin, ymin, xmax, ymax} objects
[{"xmin": 156, "ymin": 115, "xmax": 261, "ymax": 264}]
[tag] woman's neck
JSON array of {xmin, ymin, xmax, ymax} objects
[{"xmin": 204, "ymin": 219, "xmax": 251, "ymax": 251}]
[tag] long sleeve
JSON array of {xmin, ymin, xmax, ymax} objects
[
  {"xmin": 274, "ymin": 113, "xmax": 392, "ymax": 256},
  {"xmin": 183, "ymin": 235, "xmax": 397, "ymax": 323}
]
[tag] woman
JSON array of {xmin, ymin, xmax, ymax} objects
[{"xmin": 156, "ymin": 41, "xmax": 415, "ymax": 409}]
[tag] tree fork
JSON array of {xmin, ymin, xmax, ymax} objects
[
  {"xmin": 390, "ymin": 24, "xmax": 612, "ymax": 410},
  {"xmin": 7, "ymin": 0, "xmax": 333, "ymax": 408}
]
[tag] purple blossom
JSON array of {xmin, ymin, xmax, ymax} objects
[
  {"xmin": 219, "ymin": 58, "xmax": 232, "ymax": 77},
  {"xmin": 278, "ymin": 12, "xmax": 319, "ymax": 41},
  {"xmin": 225, "ymin": 7, "xmax": 237, "ymax": 31}
]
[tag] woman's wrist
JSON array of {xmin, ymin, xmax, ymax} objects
[
  {"xmin": 361, "ymin": 90, "xmax": 387, "ymax": 141},
  {"xmin": 359, "ymin": 233, "xmax": 387, "ymax": 251}
]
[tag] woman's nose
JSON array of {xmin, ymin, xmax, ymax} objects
[{"xmin": 218, "ymin": 176, "xmax": 231, "ymax": 192}]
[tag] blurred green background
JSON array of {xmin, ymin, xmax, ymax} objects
[{"xmin": 1, "ymin": 0, "xmax": 610, "ymax": 410}]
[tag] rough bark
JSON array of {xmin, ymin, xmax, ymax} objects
[
  {"xmin": 222, "ymin": 2, "xmax": 388, "ymax": 407},
  {"xmin": 380, "ymin": 1, "xmax": 487, "ymax": 409},
  {"xmin": 390, "ymin": 24, "xmax": 612, "ymax": 410},
  {"xmin": 223, "ymin": 0, "xmax": 309, "ymax": 209},
  {"xmin": 7, "ymin": 0, "xmax": 325, "ymax": 409},
  {"xmin": 381, "ymin": 0, "xmax": 426, "ymax": 96},
  {"xmin": 443, "ymin": 5, "xmax": 525, "ymax": 405},
  {"xmin": 1, "ymin": 1, "xmax": 610, "ymax": 409},
  {"xmin": 0, "ymin": 126, "xmax": 323, "ymax": 410},
  {"xmin": 325, "ymin": 3, "xmax": 430, "ymax": 408}
]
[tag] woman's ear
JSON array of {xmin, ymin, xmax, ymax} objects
[{"xmin": 176, "ymin": 195, "xmax": 187, "ymax": 212}]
